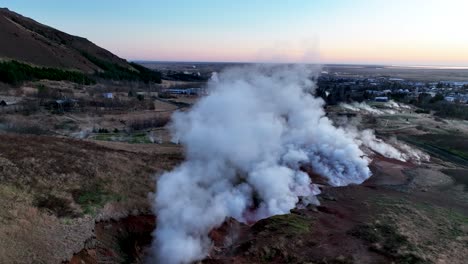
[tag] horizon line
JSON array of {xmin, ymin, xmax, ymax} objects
[{"xmin": 131, "ymin": 60, "xmax": 468, "ymax": 69}]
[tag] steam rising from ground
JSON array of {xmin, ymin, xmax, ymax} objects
[
  {"xmin": 347, "ymin": 128, "xmax": 429, "ymax": 163},
  {"xmin": 340, "ymin": 100, "xmax": 412, "ymax": 115},
  {"xmin": 341, "ymin": 102, "xmax": 385, "ymax": 115},
  {"xmin": 152, "ymin": 65, "xmax": 422, "ymax": 263},
  {"xmin": 338, "ymin": 101, "xmax": 427, "ymax": 162}
]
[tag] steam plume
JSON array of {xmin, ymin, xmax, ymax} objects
[
  {"xmin": 153, "ymin": 65, "xmax": 400, "ymax": 263},
  {"xmin": 340, "ymin": 102, "xmax": 385, "ymax": 115}
]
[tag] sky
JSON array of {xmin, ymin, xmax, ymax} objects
[{"xmin": 2, "ymin": 0, "xmax": 468, "ymax": 66}]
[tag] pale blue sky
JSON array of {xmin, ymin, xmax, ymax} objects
[{"xmin": 2, "ymin": 0, "xmax": 467, "ymax": 65}]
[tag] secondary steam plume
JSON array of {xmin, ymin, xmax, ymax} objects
[
  {"xmin": 340, "ymin": 102, "xmax": 385, "ymax": 115},
  {"xmin": 154, "ymin": 65, "xmax": 381, "ymax": 263}
]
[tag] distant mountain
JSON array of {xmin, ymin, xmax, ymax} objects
[{"xmin": 0, "ymin": 7, "xmax": 132, "ymax": 73}]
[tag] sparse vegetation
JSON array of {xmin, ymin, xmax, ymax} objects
[
  {"xmin": 349, "ymin": 222, "xmax": 425, "ymax": 264},
  {"xmin": 91, "ymin": 132, "xmax": 153, "ymax": 144},
  {"xmin": 127, "ymin": 116, "xmax": 170, "ymax": 131},
  {"xmin": 253, "ymin": 213, "xmax": 311, "ymax": 235},
  {"xmin": 34, "ymin": 193, "xmax": 77, "ymax": 218},
  {"xmin": 414, "ymin": 93, "xmax": 468, "ymax": 120},
  {"xmin": 364, "ymin": 194, "xmax": 468, "ymax": 263},
  {"xmin": 72, "ymin": 182, "xmax": 124, "ymax": 216},
  {"xmin": 54, "ymin": 120, "xmax": 78, "ymax": 131}
]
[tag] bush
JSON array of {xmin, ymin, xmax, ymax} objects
[
  {"xmin": 429, "ymin": 93, "xmax": 444, "ymax": 104},
  {"xmin": 128, "ymin": 116, "xmax": 170, "ymax": 131},
  {"xmin": 72, "ymin": 183, "xmax": 122, "ymax": 216},
  {"xmin": 34, "ymin": 194, "xmax": 77, "ymax": 218},
  {"xmin": 415, "ymin": 109, "xmax": 430, "ymax": 114},
  {"xmin": 97, "ymin": 128, "xmax": 109, "ymax": 133},
  {"xmin": 416, "ymin": 101, "xmax": 468, "ymax": 120}
]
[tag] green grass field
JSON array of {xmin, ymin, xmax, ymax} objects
[{"xmin": 399, "ymin": 134, "xmax": 468, "ymax": 166}]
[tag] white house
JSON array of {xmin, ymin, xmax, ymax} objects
[
  {"xmin": 444, "ymin": 96, "xmax": 455, "ymax": 102},
  {"xmin": 375, "ymin": 96, "xmax": 389, "ymax": 102},
  {"xmin": 102, "ymin": 93, "xmax": 113, "ymax": 99}
]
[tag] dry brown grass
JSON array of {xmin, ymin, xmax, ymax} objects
[
  {"xmin": 153, "ymin": 99, "xmax": 179, "ymax": 112},
  {"xmin": 0, "ymin": 133, "xmax": 183, "ymax": 263},
  {"xmin": 0, "ymin": 184, "xmax": 95, "ymax": 263}
]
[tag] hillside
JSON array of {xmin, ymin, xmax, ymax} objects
[{"xmin": 0, "ymin": 7, "xmax": 132, "ymax": 73}]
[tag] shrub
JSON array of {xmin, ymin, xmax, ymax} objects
[
  {"xmin": 72, "ymin": 183, "xmax": 123, "ymax": 216},
  {"xmin": 97, "ymin": 128, "xmax": 109, "ymax": 133},
  {"xmin": 429, "ymin": 93, "xmax": 444, "ymax": 104},
  {"xmin": 415, "ymin": 109, "xmax": 430, "ymax": 114},
  {"xmin": 415, "ymin": 101, "xmax": 468, "ymax": 120},
  {"xmin": 34, "ymin": 194, "xmax": 77, "ymax": 218},
  {"xmin": 128, "ymin": 116, "xmax": 170, "ymax": 131}
]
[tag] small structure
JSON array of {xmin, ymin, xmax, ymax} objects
[
  {"xmin": 164, "ymin": 88, "xmax": 188, "ymax": 94},
  {"xmin": 389, "ymin": 78, "xmax": 404, "ymax": 82},
  {"xmin": 163, "ymin": 88, "xmax": 206, "ymax": 95},
  {"xmin": 374, "ymin": 96, "xmax": 389, "ymax": 102},
  {"xmin": 186, "ymin": 88, "xmax": 206, "ymax": 95},
  {"xmin": 444, "ymin": 96, "xmax": 455, "ymax": 102},
  {"xmin": 102, "ymin": 93, "xmax": 113, "ymax": 99},
  {"xmin": 0, "ymin": 97, "xmax": 18, "ymax": 106},
  {"xmin": 46, "ymin": 98, "xmax": 79, "ymax": 112}
]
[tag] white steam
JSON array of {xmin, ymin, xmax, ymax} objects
[
  {"xmin": 385, "ymin": 100, "xmax": 412, "ymax": 110},
  {"xmin": 336, "ymin": 117, "xmax": 429, "ymax": 164},
  {"xmin": 152, "ymin": 65, "xmax": 417, "ymax": 264},
  {"xmin": 356, "ymin": 132, "xmax": 429, "ymax": 163},
  {"xmin": 341, "ymin": 100, "xmax": 412, "ymax": 115},
  {"xmin": 340, "ymin": 102, "xmax": 385, "ymax": 115}
]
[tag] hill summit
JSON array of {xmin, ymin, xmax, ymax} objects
[{"xmin": 0, "ymin": 7, "xmax": 132, "ymax": 73}]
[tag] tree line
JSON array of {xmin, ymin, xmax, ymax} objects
[
  {"xmin": 81, "ymin": 53, "xmax": 162, "ymax": 84},
  {"xmin": 0, "ymin": 58, "xmax": 162, "ymax": 86},
  {"xmin": 0, "ymin": 60, "xmax": 95, "ymax": 86}
]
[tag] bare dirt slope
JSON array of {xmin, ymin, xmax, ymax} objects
[{"xmin": 0, "ymin": 7, "xmax": 131, "ymax": 72}]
